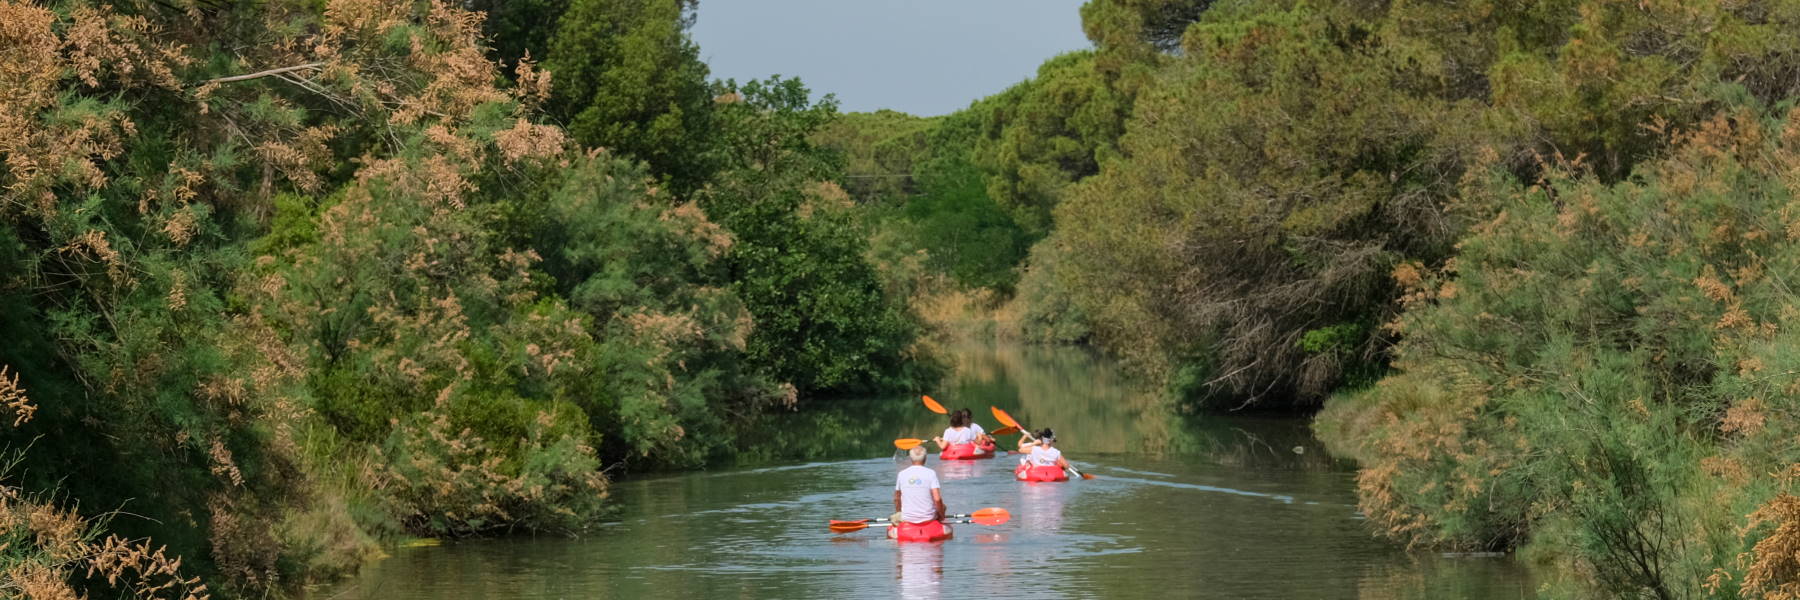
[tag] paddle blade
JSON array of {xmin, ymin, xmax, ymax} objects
[
  {"xmin": 970, "ymin": 507, "xmax": 1011, "ymax": 525},
  {"xmin": 921, "ymin": 395, "xmax": 948, "ymax": 414},
  {"xmin": 829, "ymin": 521, "xmax": 872, "ymax": 533},
  {"xmin": 991, "ymin": 425, "xmax": 1020, "ymax": 436},
  {"xmin": 828, "ymin": 519, "xmax": 871, "ymax": 526},
  {"xmin": 1080, "ymin": 471, "xmax": 1097, "ymax": 480},
  {"xmin": 990, "ymin": 406, "xmax": 1023, "ymax": 431},
  {"xmin": 894, "ymin": 438, "xmax": 925, "ymax": 450}
]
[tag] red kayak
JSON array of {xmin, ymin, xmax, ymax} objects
[
  {"xmin": 939, "ymin": 441, "xmax": 997, "ymax": 460},
  {"xmin": 1014, "ymin": 463, "xmax": 1068, "ymax": 482},
  {"xmin": 888, "ymin": 520, "xmax": 953, "ymax": 542}
]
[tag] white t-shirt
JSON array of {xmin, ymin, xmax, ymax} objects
[
  {"xmin": 895, "ymin": 465, "xmax": 941, "ymax": 523},
  {"xmin": 971, "ymin": 423, "xmax": 986, "ymax": 437},
  {"xmin": 1027, "ymin": 446, "xmax": 1063, "ymax": 467},
  {"xmin": 942, "ymin": 426, "xmax": 977, "ymax": 445}
]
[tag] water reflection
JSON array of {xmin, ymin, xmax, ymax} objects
[
  {"xmin": 895, "ymin": 539, "xmax": 944, "ymax": 599},
  {"xmin": 935, "ymin": 458, "xmax": 988, "ymax": 481},
  {"xmin": 1016, "ymin": 479, "xmax": 1066, "ymax": 533},
  {"xmin": 736, "ymin": 343, "xmax": 1352, "ymax": 473}
]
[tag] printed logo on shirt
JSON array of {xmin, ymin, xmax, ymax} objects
[{"xmin": 907, "ymin": 478, "xmax": 922, "ymax": 485}]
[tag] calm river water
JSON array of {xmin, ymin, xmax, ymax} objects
[{"xmin": 313, "ymin": 343, "xmax": 1532, "ymax": 599}]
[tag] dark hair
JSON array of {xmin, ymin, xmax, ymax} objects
[
  {"xmin": 1038, "ymin": 428, "xmax": 1055, "ymax": 441},
  {"xmin": 949, "ymin": 410, "xmax": 968, "ymax": 428}
]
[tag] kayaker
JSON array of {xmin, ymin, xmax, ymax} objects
[
  {"xmin": 1015, "ymin": 428, "xmax": 1071, "ymax": 482},
  {"xmin": 891, "ymin": 446, "xmax": 951, "ymax": 540},
  {"xmin": 933, "ymin": 409, "xmax": 989, "ymax": 459},
  {"xmin": 959, "ymin": 408, "xmax": 995, "ymax": 448}
]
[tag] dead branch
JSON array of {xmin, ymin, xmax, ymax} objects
[{"xmin": 202, "ymin": 62, "xmax": 325, "ymax": 85}]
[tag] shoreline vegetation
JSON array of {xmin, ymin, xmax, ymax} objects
[
  {"xmin": 9, "ymin": 0, "xmax": 1800, "ymax": 598},
  {"xmin": 834, "ymin": 0, "xmax": 1800, "ymax": 596},
  {"xmin": 1, "ymin": 0, "xmax": 935, "ymax": 596}
]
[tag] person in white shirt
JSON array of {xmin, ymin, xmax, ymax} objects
[
  {"xmin": 933, "ymin": 409, "xmax": 995, "ymax": 458},
  {"xmin": 1015, "ymin": 428, "xmax": 1071, "ymax": 481},
  {"xmin": 935, "ymin": 410, "xmax": 977, "ymax": 447},
  {"xmin": 961, "ymin": 408, "xmax": 994, "ymax": 448},
  {"xmin": 894, "ymin": 446, "xmax": 946, "ymax": 524}
]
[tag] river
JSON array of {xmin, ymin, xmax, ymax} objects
[{"xmin": 313, "ymin": 343, "xmax": 1532, "ymax": 599}]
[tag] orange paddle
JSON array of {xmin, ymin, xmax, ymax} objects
[
  {"xmin": 829, "ymin": 507, "xmax": 1008, "ymax": 526},
  {"xmin": 991, "ymin": 406, "xmax": 1028, "ymax": 437},
  {"xmin": 894, "ymin": 438, "xmax": 931, "ymax": 450},
  {"xmin": 828, "ymin": 508, "xmax": 1011, "ymax": 533},
  {"xmin": 921, "ymin": 395, "xmax": 948, "ymax": 414}
]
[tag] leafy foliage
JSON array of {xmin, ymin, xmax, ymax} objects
[
  {"xmin": 0, "ymin": 0, "xmax": 935, "ymax": 595},
  {"xmin": 702, "ymin": 78, "xmax": 940, "ymax": 395},
  {"xmin": 1318, "ymin": 109, "xmax": 1800, "ymax": 597},
  {"xmin": 1053, "ymin": 3, "xmax": 1469, "ymax": 408},
  {"xmin": 972, "ymin": 51, "xmax": 1124, "ymax": 237},
  {"xmin": 546, "ymin": 0, "xmax": 716, "ymax": 188}
]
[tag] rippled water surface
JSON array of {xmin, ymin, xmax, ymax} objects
[{"xmin": 314, "ymin": 343, "xmax": 1531, "ymax": 599}]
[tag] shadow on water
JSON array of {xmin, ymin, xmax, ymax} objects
[{"xmin": 311, "ymin": 342, "xmax": 1534, "ymax": 599}]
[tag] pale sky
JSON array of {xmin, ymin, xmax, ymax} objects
[{"xmin": 690, "ymin": 0, "xmax": 1092, "ymax": 116}]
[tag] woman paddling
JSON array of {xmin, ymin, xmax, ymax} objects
[
  {"xmin": 1014, "ymin": 428, "xmax": 1070, "ymax": 482},
  {"xmin": 959, "ymin": 408, "xmax": 997, "ymax": 455},
  {"xmin": 932, "ymin": 409, "xmax": 993, "ymax": 460}
]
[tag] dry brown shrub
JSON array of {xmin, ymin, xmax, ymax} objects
[
  {"xmin": 63, "ymin": 4, "xmax": 189, "ymax": 90},
  {"xmin": 1721, "ymin": 397, "xmax": 1768, "ymax": 436},
  {"xmin": 86, "ymin": 533, "xmax": 210, "ymax": 599},
  {"xmin": 1744, "ymin": 492, "xmax": 1800, "ymax": 599},
  {"xmin": 161, "ymin": 205, "xmax": 198, "ymax": 247},
  {"xmin": 0, "ymin": 363, "xmax": 221, "ymax": 594},
  {"xmin": 207, "ymin": 438, "xmax": 244, "ymax": 487},
  {"xmin": 511, "ymin": 54, "xmax": 553, "ymax": 108},
  {"xmin": 205, "ymin": 494, "xmax": 280, "ymax": 590},
  {"xmin": 0, "ymin": 366, "xmax": 36, "ymax": 427},
  {"xmin": 60, "ymin": 230, "xmax": 129, "ymax": 286},
  {"xmin": 0, "ymin": 474, "xmax": 211, "ymax": 600},
  {"xmin": 659, "ymin": 203, "xmax": 733, "ymax": 257},
  {"xmin": 313, "ymin": 0, "xmax": 506, "ymax": 126},
  {"xmin": 165, "ymin": 270, "xmax": 189, "ymax": 312},
  {"xmin": 7, "ymin": 562, "xmax": 78, "ymax": 600},
  {"xmin": 1700, "ymin": 455, "xmax": 1749, "ymax": 486},
  {"xmin": 0, "ymin": 0, "xmax": 193, "ymax": 217},
  {"xmin": 494, "ymin": 118, "xmax": 567, "ymax": 164},
  {"xmin": 254, "ymin": 125, "xmax": 337, "ymax": 193},
  {"xmin": 366, "ymin": 388, "xmax": 608, "ymax": 536}
]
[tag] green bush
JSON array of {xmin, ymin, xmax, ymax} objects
[
  {"xmin": 1317, "ymin": 107, "xmax": 1800, "ymax": 596},
  {"xmin": 372, "ymin": 389, "xmax": 606, "ymax": 537}
]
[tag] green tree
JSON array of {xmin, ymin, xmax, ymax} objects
[
  {"xmin": 1082, "ymin": 0, "xmax": 1215, "ymax": 53},
  {"xmin": 703, "ymin": 78, "xmax": 939, "ymax": 395},
  {"xmin": 1054, "ymin": 4, "xmax": 1469, "ymax": 408},
  {"xmin": 466, "ymin": 0, "xmax": 568, "ymax": 69},
  {"xmin": 546, "ymin": 0, "xmax": 717, "ymax": 188},
  {"xmin": 974, "ymin": 50, "xmax": 1124, "ymax": 237},
  {"xmin": 812, "ymin": 109, "xmax": 934, "ymax": 203}
]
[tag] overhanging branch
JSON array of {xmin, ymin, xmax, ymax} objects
[{"xmin": 202, "ymin": 62, "xmax": 326, "ymax": 85}]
